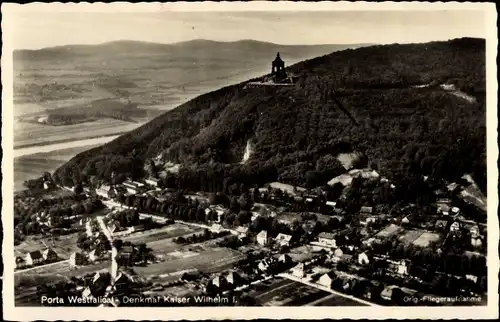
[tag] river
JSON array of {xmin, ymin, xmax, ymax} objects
[{"xmin": 14, "ymin": 135, "xmax": 120, "ymax": 158}]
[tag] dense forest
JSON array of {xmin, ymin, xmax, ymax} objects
[{"xmin": 53, "ymin": 38, "xmax": 486, "ymax": 197}]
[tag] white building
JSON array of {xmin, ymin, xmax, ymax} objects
[
  {"xmin": 318, "ymin": 271, "xmax": 337, "ymax": 288},
  {"xmin": 145, "ymin": 177, "xmax": 160, "ymax": 187},
  {"xmin": 69, "ymin": 252, "xmax": 86, "ymax": 267},
  {"xmin": 96, "ymin": 185, "xmax": 113, "ymax": 198},
  {"xmin": 25, "ymin": 251, "xmax": 44, "ymax": 266},
  {"xmin": 291, "ymin": 262, "xmax": 307, "ymax": 278},
  {"xmin": 451, "ymin": 207, "xmax": 460, "ymax": 216},
  {"xmin": 122, "ymin": 180, "xmax": 146, "ymax": 194},
  {"xmin": 450, "ymin": 221, "xmax": 461, "ymax": 232},
  {"xmin": 42, "ymin": 248, "xmax": 58, "ymax": 262},
  {"xmin": 275, "ymin": 233, "xmax": 292, "ymax": 247},
  {"xmin": 256, "ymin": 230, "xmax": 270, "ymax": 246},
  {"xmin": 396, "ymin": 260, "xmax": 409, "ymax": 276},
  {"xmin": 317, "ymin": 232, "xmax": 336, "ymax": 248},
  {"xmin": 325, "ymin": 201, "xmax": 337, "ymax": 207},
  {"xmin": 235, "ymin": 226, "xmax": 249, "ymax": 238},
  {"xmin": 358, "ymin": 252, "xmax": 370, "ymax": 265},
  {"xmin": 210, "ymin": 224, "xmax": 224, "ymax": 233}
]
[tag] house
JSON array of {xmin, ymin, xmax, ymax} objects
[
  {"xmin": 318, "ymin": 271, "xmax": 337, "ymax": 288},
  {"xmin": 317, "ymin": 232, "xmax": 337, "ymax": 248},
  {"xmin": 96, "ymin": 185, "xmax": 113, "ymax": 199},
  {"xmin": 42, "ymin": 248, "xmax": 58, "ymax": 262},
  {"xmin": 450, "ymin": 221, "xmax": 461, "ymax": 232},
  {"xmin": 258, "ymin": 258, "xmax": 275, "ymax": 272},
  {"xmin": 359, "ymin": 215, "xmax": 377, "ymax": 226},
  {"xmin": 256, "ymin": 230, "xmax": 270, "ymax": 246},
  {"xmin": 112, "ymin": 273, "xmax": 132, "ymax": 293},
  {"xmin": 302, "ymin": 221, "xmax": 316, "ymax": 235},
  {"xmin": 465, "ymin": 274, "xmax": 478, "ymax": 284},
  {"xmin": 43, "ymin": 180, "xmax": 53, "ymax": 190},
  {"xmin": 16, "ymin": 256, "xmax": 26, "ymax": 269},
  {"xmin": 435, "ymin": 219, "xmax": 448, "ymax": 230},
  {"xmin": 92, "ymin": 272, "xmax": 111, "ymax": 284},
  {"xmin": 291, "ymin": 262, "xmax": 308, "ymax": 278},
  {"xmin": 381, "ymin": 285, "xmax": 397, "ymax": 301},
  {"xmin": 122, "ymin": 180, "xmax": 146, "ymax": 194},
  {"xmin": 394, "ymin": 260, "xmax": 409, "ymax": 276},
  {"xmin": 471, "ymin": 236, "xmax": 483, "ymax": 248},
  {"xmin": 69, "ymin": 252, "xmax": 86, "ymax": 267},
  {"xmin": 401, "ymin": 216, "xmax": 410, "ymax": 224},
  {"xmin": 358, "ymin": 252, "xmax": 370, "ymax": 265},
  {"xmin": 235, "ymin": 226, "xmax": 249, "ymax": 237},
  {"xmin": 145, "ymin": 177, "xmax": 160, "ymax": 187},
  {"xmin": 226, "ymin": 271, "xmax": 243, "ymax": 285},
  {"xmin": 332, "ymin": 248, "xmax": 344, "ymax": 260},
  {"xmin": 451, "ymin": 207, "xmax": 460, "ymax": 216},
  {"xmin": 207, "ymin": 205, "xmax": 226, "ymax": 222},
  {"xmin": 277, "ymin": 254, "xmax": 293, "ymax": 264},
  {"xmin": 85, "ymin": 221, "xmax": 93, "ymax": 237},
  {"xmin": 326, "ymin": 201, "xmax": 337, "ymax": 208},
  {"xmin": 436, "ymin": 198, "xmax": 452, "ymax": 214},
  {"xmin": 82, "ymin": 287, "xmax": 93, "ymax": 299},
  {"xmin": 341, "ymin": 277, "xmax": 353, "ymax": 291},
  {"xmin": 210, "ymin": 275, "xmax": 225, "ymax": 288},
  {"xmin": 25, "ymin": 250, "xmax": 44, "ymax": 266},
  {"xmin": 469, "ymin": 225, "xmax": 480, "ymax": 238},
  {"xmin": 362, "ymin": 237, "xmax": 379, "ymax": 247},
  {"xmin": 88, "ymin": 249, "xmax": 103, "ymax": 262},
  {"xmin": 275, "ymin": 233, "xmax": 292, "ymax": 247},
  {"xmin": 359, "ymin": 206, "xmax": 373, "ymax": 215},
  {"xmin": 447, "ymin": 182, "xmax": 459, "ymax": 192},
  {"xmin": 210, "ymin": 223, "xmax": 224, "ymax": 233}
]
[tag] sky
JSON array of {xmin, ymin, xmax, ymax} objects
[{"xmin": 6, "ymin": 7, "xmax": 487, "ymax": 50}]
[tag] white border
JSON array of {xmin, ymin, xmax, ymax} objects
[{"xmin": 2, "ymin": 2, "xmax": 498, "ymax": 321}]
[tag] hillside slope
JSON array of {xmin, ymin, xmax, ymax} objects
[{"xmin": 54, "ymin": 38, "xmax": 486, "ymax": 195}]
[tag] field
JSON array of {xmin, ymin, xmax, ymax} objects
[
  {"xmin": 412, "ymin": 232, "xmax": 442, "ymax": 247},
  {"xmin": 243, "ymin": 277, "xmax": 363, "ymax": 306},
  {"xmin": 122, "ymin": 224, "xmax": 200, "ymax": 246},
  {"xmin": 375, "ymin": 224, "xmax": 403, "ymax": 238},
  {"xmin": 135, "ymin": 247, "xmax": 245, "ymax": 276},
  {"xmin": 269, "ymin": 182, "xmax": 307, "ymax": 195},
  {"xmin": 398, "ymin": 229, "xmax": 426, "ymax": 244}
]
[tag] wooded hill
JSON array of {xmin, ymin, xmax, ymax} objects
[{"xmin": 53, "ymin": 38, "xmax": 486, "ymax": 197}]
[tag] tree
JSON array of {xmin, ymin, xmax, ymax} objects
[
  {"xmin": 113, "ymin": 239, "xmax": 124, "ymax": 251},
  {"xmin": 73, "ymin": 183, "xmax": 83, "ymax": 195}
]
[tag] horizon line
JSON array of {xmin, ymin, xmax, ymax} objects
[{"xmin": 13, "ymin": 36, "xmax": 484, "ymax": 52}]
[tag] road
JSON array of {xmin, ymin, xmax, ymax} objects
[{"xmin": 15, "ymin": 259, "xmax": 70, "ymax": 275}]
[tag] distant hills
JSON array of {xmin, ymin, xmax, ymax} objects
[
  {"xmin": 14, "ymin": 39, "xmax": 370, "ymax": 61},
  {"xmin": 54, "ymin": 38, "xmax": 486, "ymax": 197},
  {"xmin": 14, "ymin": 39, "xmax": 370, "ymax": 109}
]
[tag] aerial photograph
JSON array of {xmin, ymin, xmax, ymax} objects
[{"xmin": 6, "ymin": 4, "xmax": 492, "ymax": 310}]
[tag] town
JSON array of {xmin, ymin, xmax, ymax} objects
[{"xmin": 14, "ymin": 159, "xmax": 488, "ymax": 307}]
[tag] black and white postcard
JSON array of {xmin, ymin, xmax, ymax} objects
[{"xmin": 2, "ymin": 2, "xmax": 498, "ymax": 320}]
